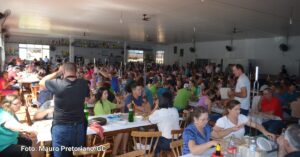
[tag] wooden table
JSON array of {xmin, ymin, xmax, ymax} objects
[{"xmin": 180, "ymin": 137, "xmax": 278, "ymax": 157}]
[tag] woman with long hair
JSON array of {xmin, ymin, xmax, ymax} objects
[
  {"xmin": 93, "ymin": 87, "xmax": 124, "ymax": 156},
  {"xmin": 0, "ymin": 95, "xmax": 36, "ymax": 157},
  {"xmin": 214, "ymin": 100, "xmax": 276, "ymax": 139},
  {"xmin": 93, "ymin": 87, "xmax": 122, "ymax": 116}
]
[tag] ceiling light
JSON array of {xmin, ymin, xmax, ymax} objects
[{"xmin": 120, "ymin": 11, "xmax": 124, "ymax": 24}]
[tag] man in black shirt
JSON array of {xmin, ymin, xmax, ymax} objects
[
  {"xmin": 277, "ymin": 124, "xmax": 300, "ymax": 157},
  {"xmin": 39, "ymin": 62, "xmax": 90, "ymax": 157}
]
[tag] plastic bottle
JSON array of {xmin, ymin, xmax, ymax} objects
[
  {"xmin": 227, "ymin": 135, "xmax": 237, "ymax": 157},
  {"xmin": 249, "ymin": 138, "xmax": 256, "ymax": 157}
]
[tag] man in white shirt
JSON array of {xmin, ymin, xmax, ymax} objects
[
  {"xmin": 229, "ymin": 64, "xmax": 251, "ymax": 115},
  {"xmin": 43, "ymin": 56, "xmax": 49, "ymax": 64}
]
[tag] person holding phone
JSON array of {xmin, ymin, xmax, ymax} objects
[{"xmin": 213, "ymin": 100, "xmax": 276, "ymax": 139}]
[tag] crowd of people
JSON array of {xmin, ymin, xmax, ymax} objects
[{"xmin": 0, "ymin": 57, "xmax": 299, "ymax": 157}]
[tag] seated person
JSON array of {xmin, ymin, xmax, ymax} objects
[
  {"xmin": 33, "ymin": 100, "xmax": 54, "ymax": 120},
  {"xmin": 283, "ymin": 83, "xmax": 299, "ymax": 105},
  {"xmin": 124, "ymin": 81, "xmax": 151, "ymax": 115},
  {"xmin": 156, "ymin": 81, "xmax": 170, "ymax": 98},
  {"xmin": 214, "ymin": 100, "xmax": 275, "ymax": 139},
  {"xmin": 183, "ymin": 107, "xmax": 223, "ymax": 155},
  {"xmin": 93, "ymin": 87, "xmax": 122, "ymax": 116},
  {"xmin": 93, "ymin": 87, "xmax": 123, "ymax": 156},
  {"xmin": 197, "ymin": 88, "xmax": 215, "ymax": 113},
  {"xmin": 290, "ymin": 95, "xmax": 300, "ymax": 118},
  {"xmin": 149, "ymin": 91, "xmax": 180, "ymax": 155},
  {"xmin": 0, "ymin": 95, "xmax": 36, "ymax": 157},
  {"xmin": 277, "ymin": 124, "xmax": 300, "ymax": 157},
  {"xmin": 260, "ymin": 88, "xmax": 284, "ymax": 134},
  {"xmin": 189, "ymin": 80, "xmax": 200, "ymax": 97},
  {"xmin": 37, "ymin": 86, "xmax": 53, "ymax": 106},
  {"xmin": 0, "ymin": 72, "xmax": 18, "ymax": 96},
  {"xmin": 174, "ymin": 83, "xmax": 192, "ymax": 112}
]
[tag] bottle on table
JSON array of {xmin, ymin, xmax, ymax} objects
[
  {"xmin": 128, "ymin": 101, "xmax": 135, "ymax": 122},
  {"xmin": 249, "ymin": 138, "xmax": 257, "ymax": 157},
  {"xmin": 25, "ymin": 106, "xmax": 33, "ymax": 126},
  {"xmin": 84, "ymin": 103, "xmax": 89, "ymax": 120},
  {"xmin": 281, "ymin": 128, "xmax": 286, "ymax": 136},
  {"xmin": 227, "ymin": 135, "xmax": 237, "ymax": 156},
  {"xmin": 212, "ymin": 143, "xmax": 223, "ymax": 157}
]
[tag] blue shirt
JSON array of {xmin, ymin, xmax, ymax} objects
[
  {"xmin": 110, "ymin": 76, "xmax": 119, "ymax": 93},
  {"xmin": 124, "ymin": 94, "xmax": 143, "ymax": 113},
  {"xmin": 283, "ymin": 92, "xmax": 299, "ymax": 104},
  {"xmin": 144, "ymin": 87, "xmax": 154, "ymax": 108},
  {"xmin": 157, "ymin": 87, "xmax": 170, "ymax": 98},
  {"xmin": 273, "ymin": 93, "xmax": 286, "ymax": 107},
  {"xmin": 182, "ymin": 123, "xmax": 212, "ymax": 155}
]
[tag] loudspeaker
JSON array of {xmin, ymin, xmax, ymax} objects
[
  {"xmin": 0, "ymin": 12, "xmax": 4, "ymax": 19},
  {"xmin": 4, "ymin": 34, "xmax": 9, "ymax": 39},
  {"xmin": 225, "ymin": 45, "xmax": 233, "ymax": 51},
  {"xmin": 50, "ymin": 45, "xmax": 56, "ymax": 51},
  {"xmin": 174, "ymin": 46, "xmax": 177, "ymax": 54},
  {"xmin": 279, "ymin": 43, "xmax": 289, "ymax": 52},
  {"xmin": 1, "ymin": 28, "xmax": 7, "ymax": 33},
  {"xmin": 180, "ymin": 49, "xmax": 184, "ymax": 57},
  {"xmin": 190, "ymin": 47, "xmax": 195, "ymax": 53}
]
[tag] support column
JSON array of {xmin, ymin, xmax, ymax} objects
[
  {"xmin": 69, "ymin": 37, "xmax": 74, "ymax": 63},
  {"xmin": 123, "ymin": 41, "xmax": 127, "ymax": 70},
  {"xmin": 0, "ymin": 33, "xmax": 5, "ymax": 71}
]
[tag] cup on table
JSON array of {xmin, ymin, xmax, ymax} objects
[
  {"xmin": 134, "ymin": 115, "xmax": 143, "ymax": 122},
  {"xmin": 244, "ymin": 136, "xmax": 251, "ymax": 146}
]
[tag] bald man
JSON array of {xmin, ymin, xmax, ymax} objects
[{"xmin": 39, "ymin": 62, "xmax": 90, "ymax": 157}]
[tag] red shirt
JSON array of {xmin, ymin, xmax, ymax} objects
[{"xmin": 261, "ymin": 97, "xmax": 283, "ymax": 119}]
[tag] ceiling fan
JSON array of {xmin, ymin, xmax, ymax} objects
[
  {"xmin": 225, "ymin": 26, "xmax": 242, "ymax": 51},
  {"xmin": 142, "ymin": 14, "xmax": 150, "ymax": 21},
  {"xmin": 232, "ymin": 27, "xmax": 242, "ymax": 34}
]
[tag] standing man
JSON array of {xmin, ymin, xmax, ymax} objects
[
  {"xmin": 229, "ymin": 64, "xmax": 251, "ymax": 115},
  {"xmin": 43, "ymin": 56, "xmax": 49, "ymax": 64},
  {"xmin": 39, "ymin": 63, "xmax": 90, "ymax": 157}
]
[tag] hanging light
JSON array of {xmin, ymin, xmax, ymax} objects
[{"xmin": 120, "ymin": 11, "xmax": 124, "ymax": 24}]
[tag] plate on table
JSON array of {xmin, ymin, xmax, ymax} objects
[
  {"xmin": 257, "ymin": 137, "xmax": 273, "ymax": 151},
  {"xmin": 107, "ymin": 114, "xmax": 122, "ymax": 122},
  {"xmin": 89, "ymin": 117, "xmax": 107, "ymax": 126}
]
